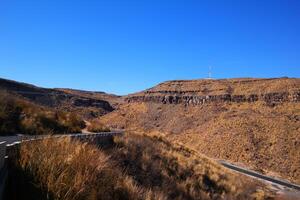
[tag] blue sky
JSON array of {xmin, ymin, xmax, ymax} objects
[{"xmin": 0, "ymin": 0, "xmax": 299, "ymax": 95}]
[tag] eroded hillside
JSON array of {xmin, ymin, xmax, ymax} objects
[
  {"xmin": 0, "ymin": 91, "xmax": 85, "ymax": 135},
  {"xmin": 0, "ymin": 78, "xmax": 118, "ymax": 118},
  {"xmin": 99, "ymin": 78, "xmax": 300, "ymax": 184}
]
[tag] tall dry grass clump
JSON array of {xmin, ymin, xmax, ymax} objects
[
  {"xmin": 0, "ymin": 92, "xmax": 22, "ymax": 134},
  {"xmin": 87, "ymin": 119, "xmax": 111, "ymax": 132},
  {"xmin": 15, "ymin": 137, "xmax": 167, "ymax": 200},
  {"xmin": 110, "ymin": 133, "xmax": 273, "ymax": 200}
]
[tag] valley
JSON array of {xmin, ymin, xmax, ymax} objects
[{"xmin": 1, "ymin": 77, "xmax": 300, "ymax": 199}]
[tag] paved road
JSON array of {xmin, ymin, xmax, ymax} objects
[
  {"xmin": 219, "ymin": 160, "xmax": 300, "ymax": 191},
  {"xmin": 0, "ymin": 132, "xmax": 123, "ymax": 156},
  {"xmin": 0, "ymin": 136, "xmax": 21, "ymax": 145},
  {"xmin": 0, "ymin": 135, "xmax": 61, "ymax": 145},
  {"xmin": 0, "ymin": 134, "xmax": 83, "ymax": 144}
]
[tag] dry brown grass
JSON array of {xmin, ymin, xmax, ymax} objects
[
  {"xmin": 11, "ymin": 133, "xmax": 274, "ymax": 200},
  {"xmin": 98, "ymin": 100, "xmax": 300, "ymax": 184},
  {"xmin": 109, "ymin": 133, "xmax": 272, "ymax": 200},
  {"xmin": 15, "ymin": 137, "xmax": 167, "ymax": 200},
  {"xmin": 87, "ymin": 119, "xmax": 111, "ymax": 132}
]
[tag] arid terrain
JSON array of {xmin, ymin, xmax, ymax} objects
[
  {"xmin": 98, "ymin": 78, "xmax": 300, "ymax": 185},
  {"xmin": 8, "ymin": 133, "xmax": 274, "ymax": 200},
  {"xmin": 1, "ymin": 77, "xmax": 300, "ymax": 199},
  {"xmin": 0, "ymin": 78, "xmax": 118, "ymax": 135}
]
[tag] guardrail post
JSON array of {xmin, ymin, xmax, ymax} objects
[
  {"xmin": 4, "ymin": 142, "xmax": 22, "ymax": 200},
  {"xmin": 0, "ymin": 142, "xmax": 7, "ymax": 200}
]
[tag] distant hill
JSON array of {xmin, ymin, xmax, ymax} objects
[
  {"xmin": 99, "ymin": 77, "xmax": 300, "ymax": 184},
  {"xmin": 0, "ymin": 90, "xmax": 85, "ymax": 135},
  {"xmin": 56, "ymin": 88, "xmax": 123, "ymax": 109},
  {"xmin": 0, "ymin": 78, "xmax": 119, "ymax": 118}
]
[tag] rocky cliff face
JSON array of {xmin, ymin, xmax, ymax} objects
[
  {"xmin": 126, "ymin": 78, "xmax": 300, "ymax": 106},
  {"xmin": 72, "ymin": 97, "xmax": 113, "ymax": 110},
  {"xmin": 126, "ymin": 91, "xmax": 300, "ymax": 106}
]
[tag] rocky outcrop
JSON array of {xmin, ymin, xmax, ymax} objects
[
  {"xmin": 72, "ymin": 98, "xmax": 114, "ymax": 111},
  {"xmin": 125, "ymin": 91, "xmax": 300, "ymax": 106},
  {"xmin": 125, "ymin": 78, "xmax": 300, "ymax": 106}
]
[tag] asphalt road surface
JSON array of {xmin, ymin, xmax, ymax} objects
[
  {"xmin": 0, "ymin": 136, "xmax": 22, "ymax": 145},
  {"xmin": 219, "ymin": 160, "xmax": 300, "ymax": 191}
]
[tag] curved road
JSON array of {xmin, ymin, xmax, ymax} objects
[{"xmin": 219, "ymin": 160, "xmax": 300, "ymax": 191}]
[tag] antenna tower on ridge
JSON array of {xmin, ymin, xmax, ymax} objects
[{"xmin": 206, "ymin": 66, "xmax": 213, "ymax": 80}]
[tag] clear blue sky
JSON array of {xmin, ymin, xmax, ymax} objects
[{"xmin": 0, "ymin": 0, "xmax": 299, "ymax": 95}]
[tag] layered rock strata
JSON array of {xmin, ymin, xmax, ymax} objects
[{"xmin": 126, "ymin": 91, "xmax": 300, "ymax": 106}]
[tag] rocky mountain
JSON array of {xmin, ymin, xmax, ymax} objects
[{"xmin": 99, "ymin": 77, "xmax": 300, "ymax": 184}]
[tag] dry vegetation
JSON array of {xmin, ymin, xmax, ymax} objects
[
  {"xmin": 10, "ymin": 133, "xmax": 274, "ymax": 200},
  {"xmin": 0, "ymin": 91, "xmax": 85, "ymax": 135},
  {"xmin": 98, "ymin": 78, "xmax": 300, "ymax": 185},
  {"xmin": 14, "ymin": 137, "xmax": 158, "ymax": 200},
  {"xmin": 87, "ymin": 119, "xmax": 111, "ymax": 132},
  {"xmin": 0, "ymin": 78, "xmax": 116, "ymax": 119},
  {"xmin": 98, "ymin": 101, "xmax": 300, "ymax": 184},
  {"xmin": 110, "ymin": 133, "xmax": 272, "ymax": 200}
]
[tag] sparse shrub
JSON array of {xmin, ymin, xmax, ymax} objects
[
  {"xmin": 64, "ymin": 113, "xmax": 86, "ymax": 133},
  {"xmin": 0, "ymin": 92, "xmax": 22, "ymax": 135},
  {"xmin": 87, "ymin": 119, "xmax": 110, "ymax": 132},
  {"xmin": 37, "ymin": 114, "xmax": 67, "ymax": 132}
]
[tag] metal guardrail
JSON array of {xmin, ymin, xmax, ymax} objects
[
  {"xmin": 0, "ymin": 142, "xmax": 6, "ymax": 171},
  {"xmin": 18, "ymin": 132, "xmax": 122, "ymax": 141}
]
